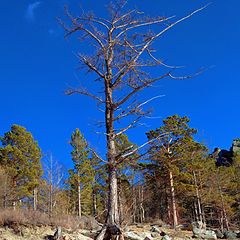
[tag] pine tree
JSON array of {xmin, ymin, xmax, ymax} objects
[
  {"xmin": 0, "ymin": 124, "xmax": 42, "ymax": 209},
  {"xmin": 69, "ymin": 128, "xmax": 102, "ymax": 216},
  {"xmin": 146, "ymin": 115, "xmax": 198, "ymax": 228}
]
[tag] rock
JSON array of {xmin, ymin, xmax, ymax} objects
[
  {"xmin": 151, "ymin": 232, "xmax": 160, "ymax": 238},
  {"xmin": 124, "ymin": 231, "xmax": 142, "ymax": 240},
  {"xmin": 214, "ymin": 229, "xmax": 224, "ymax": 239},
  {"xmin": 224, "ymin": 230, "xmax": 238, "ymax": 239},
  {"xmin": 192, "ymin": 222, "xmax": 217, "ymax": 240},
  {"xmin": 79, "ymin": 216, "xmax": 101, "ymax": 231},
  {"xmin": 162, "ymin": 235, "xmax": 172, "ymax": 240},
  {"xmin": 204, "ymin": 230, "xmax": 217, "ymax": 240},
  {"xmin": 139, "ymin": 232, "xmax": 153, "ymax": 240},
  {"xmin": 53, "ymin": 226, "xmax": 62, "ymax": 240},
  {"xmin": 150, "ymin": 226, "xmax": 161, "ymax": 233}
]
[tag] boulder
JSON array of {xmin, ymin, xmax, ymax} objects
[
  {"xmin": 79, "ymin": 216, "xmax": 101, "ymax": 231},
  {"xmin": 214, "ymin": 229, "xmax": 224, "ymax": 239},
  {"xmin": 192, "ymin": 222, "xmax": 217, "ymax": 240},
  {"xmin": 204, "ymin": 230, "xmax": 217, "ymax": 240},
  {"xmin": 224, "ymin": 230, "xmax": 238, "ymax": 239},
  {"xmin": 124, "ymin": 231, "xmax": 142, "ymax": 240},
  {"xmin": 150, "ymin": 226, "xmax": 161, "ymax": 233},
  {"xmin": 151, "ymin": 232, "xmax": 160, "ymax": 238},
  {"xmin": 161, "ymin": 235, "xmax": 172, "ymax": 240}
]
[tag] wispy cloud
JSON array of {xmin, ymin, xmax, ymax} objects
[{"xmin": 25, "ymin": 1, "xmax": 42, "ymax": 21}]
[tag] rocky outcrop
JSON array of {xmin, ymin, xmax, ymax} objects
[
  {"xmin": 210, "ymin": 138, "xmax": 240, "ymax": 166},
  {"xmin": 232, "ymin": 139, "xmax": 240, "ymax": 154},
  {"xmin": 192, "ymin": 221, "xmax": 217, "ymax": 240}
]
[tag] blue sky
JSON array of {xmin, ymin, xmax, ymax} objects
[{"xmin": 0, "ymin": 0, "xmax": 239, "ymax": 168}]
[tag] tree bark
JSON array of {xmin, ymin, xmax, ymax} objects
[
  {"xmin": 193, "ymin": 171, "xmax": 203, "ymax": 223},
  {"xmin": 92, "ymin": 187, "xmax": 97, "ymax": 217},
  {"xmin": 96, "ymin": 81, "xmax": 123, "ymax": 239},
  {"xmin": 139, "ymin": 185, "xmax": 145, "ymax": 223},
  {"xmin": 33, "ymin": 187, "xmax": 38, "ymax": 211},
  {"xmin": 169, "ymin": 171, "xmax": 178, "ymax": 229},
  {"xmin": 78, "ymin": 182, "xmax": 82, "ymax": 217}
]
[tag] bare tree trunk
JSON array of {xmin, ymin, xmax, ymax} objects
[
  {"xmin": 13, "ymin": 201, "xmax": 16, "ymax": 210},
  {"xmin": 193, "ymin": 171, "xmax": 203, "ymax": 223},
  {"xmin": 169, "ymin": 171, "xmax": 178, "ymax": 229},
  {"xmin": 139, "ymin": 185, "xmax": 145, "ymax": 223},
  {"xmin": 216, "ymin": 171, "xmax": 230, "ymax": 231},
  {"xmin": 118, "ymin": 180, "xmax": 124, "ymax": 224},
  {"xmin": 33, "ymin": 188, "xmax": 38, "ymax": 211},
  {"xmin": 193, "ymin": 200, "xmax": 199, "ymax": 221},
  {"xmin": 92, "ymin": 188, "xmax": 97, "ymax": 217},
  {"xmin": 49, "ymin": 182, "xmax": 53, "ymax": 216},
  {"xmin": 133, "ymin": 187, "xmax": 137, "ymax": 224},
  {"xmin": 78, "ymin": 182, "xmax": 81, "ymax": 217},
  {"xmin": 96, "ymin": 77, "xmax": 124, "ymax": 239}
]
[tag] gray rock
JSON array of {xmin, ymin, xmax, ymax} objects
[
  {"xmin": 79, "ymin": 216, "xmax": 101, "ymax": 231},
  {"xmin": 151, "ymin": 232, "xmax": 160, "ymax": 238},
  {"xmin": 224, "ymin": 230, "xmax": 238, "ymax": 239},
  {"xmin": 214, "ymin": 229, "xmax": 224, "ymax": 239},
  {"xmin": 162, "ymin": 235, "xmax": 172, "ymax": 240},
  {"xmin": 150, "ymin": 226, "xmax": 161, "ymax": 233},
  {"xmin": 124, "ymin": 231, "xmax": 142, "ymax": 240},
  {"xmin": 139, "ymin": 232, "xmax": 153, "ymax": 240},
  {"xmin": 192, "ymin": 221, "xmax": 217, "ymax": 239},
  {"xmin": 205, "ymin": 230, "xmax": 217, "ymax": 240}
]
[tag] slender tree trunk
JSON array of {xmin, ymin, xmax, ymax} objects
[
  {"xmin": 77, "ymin": 172, "xmax": 82, "ymax": 218},
  {"xmin": 78, "ymin": 183, "xmax": 81, "ymax": 217},
  {"xmin": 118, "ymin": 180, "xmax": 124, "ymax": 224},
  {"xmin": 193, "ymin": 171, "xmax": 203, "ymax": 223},
  {"xmin": 13, "ymin": 201, "xmax": 16, "ymax": 210},
  {"xmin": 33, "ymin": 188, "xmax": 38, "ymax": 211},
  {"xmin": 92, "ymin": 187, "xmax": 97, "ymax": 217},
  {"xmin": 49, "ymin": 182, "xmax": 53, "ymax": 216},
  {"xmin": 169, "ymin": 171, "xmax": 178, "ymax": 229},
  {"xmin": 132, "ymin": 186, "xmax": 137, "ymax": 223},
  {"xmin": 193, "ymin": 200, "xmax": 199, "ymax": 221},
  {"xmin": 216, "ymin": 172, "xmax": 230, "ymax": 231},
  {"xmin": 139, "ymin": 185, "xmax": 145, "ymax": 223}
]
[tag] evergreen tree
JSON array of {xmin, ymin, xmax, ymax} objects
[
  {"xmin": 69, "ymin": 128, "xmax": 102, "ymax": 216},
  {"xmin": 146, "ymin": 115, "xmax": 198, "ymax": 228},
  {"xmin": 0, "ymin": 124, "xmax": 42, "ymax": 209}
]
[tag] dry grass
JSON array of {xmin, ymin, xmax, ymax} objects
[{"xmin": 0, "ymin": 208, "xmax": 87, "ymax": 230}]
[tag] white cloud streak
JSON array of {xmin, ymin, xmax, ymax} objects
[{"xmin": 25, "ymin": 1, "xmax": 42, "ymax": 21}]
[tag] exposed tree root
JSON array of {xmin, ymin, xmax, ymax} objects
[{"xmin": 96, "ymin": 224, "xmax": 124, "ymax": 240}]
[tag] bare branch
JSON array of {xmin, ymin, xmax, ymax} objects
[
  {"xmin": 62, "ymin": 6, "xmax": 106, "ymax": 49},
  {"xmin": 113, "ymin": 73, "xmax": 169, "ymax": 108},
  {"xmin": 115, "ymin": 16, "xmax": 175, "ymax": 39},
  {"xmin": 112, "ymin": 5, "xmax": 209, "ymax": 89},
  {"xmin": 168, "ymin": 68, "xmax": 207, "ymax": 80},
  {"xmin": 116, "ymin": 132, "xmax": 168, "ymax": 165},
  {"xmin": 115, "ymin": 117, "xmax": 141, "ymax": 137},
  {"xmin": 77, "ymin": 54, "xmax": 105, "ymax": 78},
  {"xmin": 137, "ymin": 95, "xmax": 165, "ymax": 109},
  {"xmin": 66, "ymin": 88, "xmax": 105, "ymax": 104},
  {"xmin": 91, "ymin": 149, "xmax": 108, "ymax": 164},
  {"xmin": 76, "ymin": 16, "xmax": 110, "ymax": 30}
]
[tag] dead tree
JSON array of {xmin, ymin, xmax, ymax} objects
[{"xmin": 60, "ymin": 1, "xmax": 207, "ymax": 239}]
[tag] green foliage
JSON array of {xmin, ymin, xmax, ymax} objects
[
  {"xmin": 68, "ymin": 128, "xmax": 103, "ymax": 216},
  {"xmin": 0, "ymin": 124, "xmax": 42, "ymax": 203}
]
